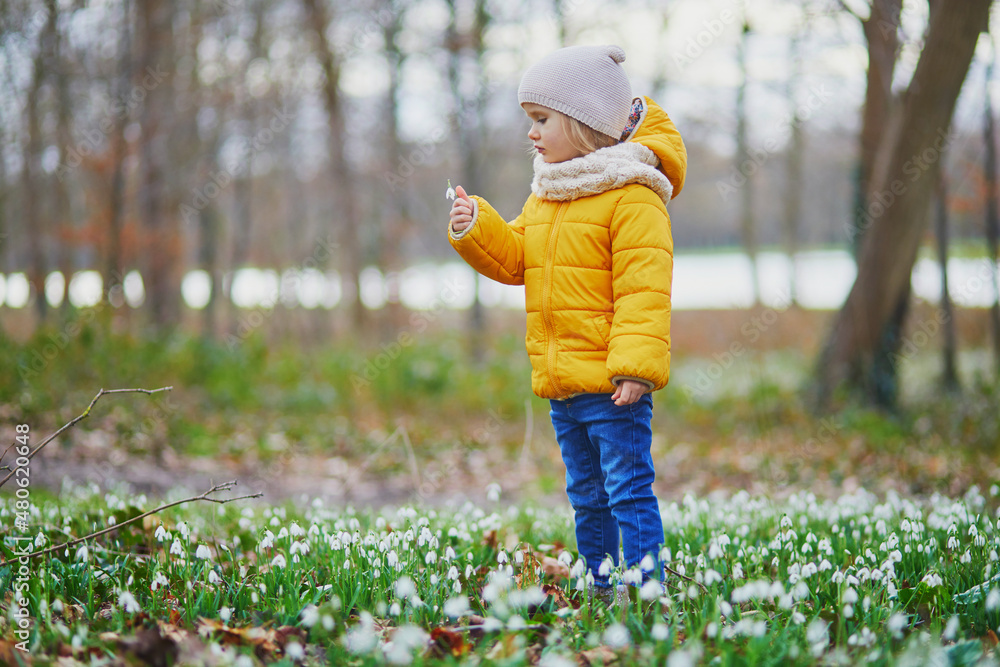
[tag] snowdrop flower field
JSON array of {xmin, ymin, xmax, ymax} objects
[{"xmin": 2, "ymin": 482, "xmax": 1000, "ymax": 665}]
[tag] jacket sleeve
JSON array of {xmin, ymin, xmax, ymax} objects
[
  {"xmin": 448, "ymin": 195, "xmax": 526, "ymax": 286},
  {"xmin": 607, "ymin": 187, "xmax": 673, "ymax": 391}
]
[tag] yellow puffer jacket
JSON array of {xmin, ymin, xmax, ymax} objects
[{"xmin": 449, "ymin": 97, "xmax": 686, "ymax": 399}]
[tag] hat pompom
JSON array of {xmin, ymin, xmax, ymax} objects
[{"xmin": 607, "ymin": 45, "xmax": 626, "ymax": 64}]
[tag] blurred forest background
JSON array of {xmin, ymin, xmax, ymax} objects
[{"xmin": 2, "ymin": 0, "xmax": 1000, "ymax": 502}]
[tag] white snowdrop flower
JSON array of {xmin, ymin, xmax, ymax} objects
[
  {"xmin": 947, "ymin": 535, "xmax": 960, "ymax": 550},
  {"xmin": 863, "ymin": 595, "xmax": 871, "ymax": 613},
  {"xmin": 497, "ymin": 551, "xmax": 508, "ymax": 564},
  {"xmin": 659, "ymin": 547, "xmax": 672, "ymax": 562},
  {"xmin": 291, "ymin": 540, "xmax": 310, "ymax": 556},
  {"xmin": 289, "ymin": 522, "xmax": 305, "ymax": 537},
  {"xmin": 154, "ymin": 525, "xmax": 170, "ymax": 542},
  {"xmin": 445, "ymin": 546, "xmax": 456, "ymax": 561},
  {"xmin": 426, "ymin": 551, "xmax": 438, "ymax": 565},
  {"xmin": 558, "ymin": 551, "xmax": 573, "ymax": 566},
  {"xmin": 706, "ymin": 622, "xmax": 718, "ymax": 638},
  {"xmin": 285, "ymin": 642, "xmax": 304, "ymax": 661},
  {"xmin": 807, "ymin": 618, "xmax": 829, "ymax": 657},
  {"xmin": 395, "ymin": 576, "xmax": 416, "ymax": 599},
  {"xmin": 259, "ymin": 531, "xmax": 274, "ymax": 550},
  {"xmin": 651, "ymin": 623, "xmax": 669, "ymax": 641},
  {"xmin": 731, "ymin": 562, "xmax": 743, "ymax": 579},
  {"xmin": 889, "ymin": 550, "xmax": 902, "ymax": 563},
  {"xmin": 830, "ymin": 570, "xmax": 845, "ymax": 584},
  {"xmin": 443, "ymin": 596, "xmax": 470, "ymax": 617},
  {"xmin": 986, "ymin": 588, "xmax": 1000, "ymax": 611},
  {"xmin": 598, "ymin": 559, "xmax": 613, "ymax": 577},
  {"xmin": 387, "ymin": 550, "xmax": 399, "ymax": 568},
  {"xmin": 447, "ymin": 566, "xmax": 460, "ymax": 581},
  {"xmin": 453, "ymin": 581, "xmax": 462, "ymax": 593},
  {"xmin": 778, "ymin": 594, "xmax": 793, "ymax": 609},
  {"xmin": 430, "ymin": 574, "xmax": 439, "ymax": 586},
  {"xmin": 846, "ymin": 574, "xmax": 859, "ymax": 586},
  {"xmin": 960, "ymin": 550, "xmax": 972, "ymax": 564},
  {"xmin": 641, "ymin": 580, "xmax": 664, "ymax": 600},
  {"xmin": 118, "ymin": 591, "xmax": 140, "ymax": 614},
  {"xmin": 409, "ymin": 594, "xmax": 424, "ymax": 608},
  {"xmin": 944, "ymin": 615, "xmax": 960, "ymax": 641},
  {"xmin": 251, "ymin": 592, "xmax": 259, "ymax": 604},
  {"xmin": 151, "ymin": 572, "xmax": 169, "ymax": 591},
  {"xmin": 570, "ymin": 559, "xmax": 586, "ymax": 579},
  {"xmin": 603, "ymin": 623, "xmax": 630, "ymax": 648},
  {"xmin": 343, "ymin": 559, "xmax": 352, "ymax": 570},
  {"xmin": 208, "ymin": 570, "xmax": 221, "ymax": 585},
  {"xmin": 843, "ymin": 604, "xmax": 854, "ymax": 618},
  {"xmin": 220, "ymin": 606, "xmax": 233, "ymax": 623},
  {"xmin": 277, "ymin": 527, "xmax": 289, "ymax": 540},
  {"xmin": 389, "ymin": 602, "xmax": 401, "ymax": 616},
  {"xmin": 621, "ymin": 567, "xmax": 642, "ymax": 586},
  {"xmin": 720, "ymin": 600, "xmax": 733, "ymax": 617},
  {"xmin": 780, "ymin": 515, "xmax": 793, "ymax": 529},
  {"xmin": 921, "ymin": 572, "xmax": 944, "ymax": 588},
  {"xmin": 704, "ymin": 569, "xmax": 723, "ymax": 586},
  {"xmin": 486, "ymin": 483, "xmax": 501, "ymax": 502},
  {"xmin": 195, "ymin": 544, "xmax": 212, "ymax": 560},
  {"xmin": 465, "ymin": 563, "xmax": 474, "ymax": 578},
  {"xmin": 991, "ymin": 550, "xmax": 999, "ymax": 562},
  {"xmin": 169, "ymin": 540, "xmax": 183, "ymax": 557},
  {"xmin": 301, "ymin": 605, "xmax": 319, "ymax": 628},
  {"xmin": 271, "ymin": 554, "xmax": 287, "ymax": 568},
  {"xmin": 792, "ymin": 611, "xmax": 806, "ymax": 624},
  {"xmin": 718, "ymin": 534, "xmax": 731, "ymax": 548},
  {"xmin": 514, "ymin": 550, "xmax": 524, "ymax": 564},
  {"xmin": 887, "ymin": 613, "xmax": 907, "ymax": 639},
  {"xmin": 667, "ymin": 650, "xmax": 694, "ymax": 667},
  {"xmin": 640, "ymin": 554, "xmax": 656, "ymax": 572},
  {"xmin": 818, "ymin": 559, "xmax": 832, "ymax": 572}
]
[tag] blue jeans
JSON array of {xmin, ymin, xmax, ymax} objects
[{"xmin": 549, "ymin": 392, "xmax": 664, "ymax": 588}]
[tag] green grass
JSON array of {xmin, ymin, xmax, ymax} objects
[{"xmin": 2, "ymin": 483, "xmax": 999, "ymax": 664}]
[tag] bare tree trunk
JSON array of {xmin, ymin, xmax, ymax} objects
[
  {"xmin": 851, "ymin": 0, "xmax": 902, "ymax": 251},
  {"xmin": 105, "ymin": 0, "xmax": 132, "ymax": 309},
  {"xmin": 21, "ymin": 8, "xmax": 53, "ymax": 325},
  {"xmin": 138, "ymin": 0, "xmax": 178, "ymax": 329},
  {"xmin": 933, "ymin": 164, "xmax": 959, "ymax": 391},
  {"xmin": 302, "ymin": 0, "xmax": 366, "ymax": 337},
  {"xmin": 736, "ymin": 15, "xmax": 759, "ymax": 306},
  {"xmin": 814, "ymin": 1, "xmax": 991, "ymax": 408},
  {"xmin": 783, "ymin": 23, "xmax": 805, "ymax": 307},
  {"xmin": 46, "ymin": 0, "xmax": 74, "ymax": 319},
  {"xmin": 985, "ymin": 52, "xmax": 1000, "ymax": 378}
]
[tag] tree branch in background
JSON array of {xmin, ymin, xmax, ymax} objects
[
  {"xmin": 0, "ymin": 386, "xmax": 173, "ymax": 489},
  {"xmin": 0, "ymin": 480, "xmax": 262, "ymax": 566}
]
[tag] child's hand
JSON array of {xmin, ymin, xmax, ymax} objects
[
  {"xmin": 449, "ymin": 185, "xmax": 475, "ymax": 234},
  {"xmin": 612, "ymin": 380, "xmax": 647, "ymax": 406}
]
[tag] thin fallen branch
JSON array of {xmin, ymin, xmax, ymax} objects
[
  {"xmin": 665, "ymin": 563, "xmax": 708, "ymax": 593},
  {"xmin": 0, "ymin": 386, "xmax": 173, "ymax": 489},
  {"xmin": 1, "ymin": 480, "xmax": 262, "ymax": 566}
]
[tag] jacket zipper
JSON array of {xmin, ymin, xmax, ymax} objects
[{"xmin": 542, "ymin": 202, "xmax": 567, "ymax": 397}]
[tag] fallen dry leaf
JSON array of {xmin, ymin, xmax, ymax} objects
[{"xmin": 579, "ymin": 645, "xmax": 619, "ymax": 665}]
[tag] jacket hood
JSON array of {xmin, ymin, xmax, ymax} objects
[{"xmin": 621, "ymin": 96, "xmax": 686, "ymax": 199}]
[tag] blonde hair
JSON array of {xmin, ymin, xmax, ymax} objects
[
  {"xmin": 526, "ymin": 110, "xmax": 620, "ymax": 158},
  {"xmin": 561, "ymin": 114, "xmax": 620, "ymax": 155}
]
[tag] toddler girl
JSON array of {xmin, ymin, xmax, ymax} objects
[{"xmin": 448, "ymin": 45, "xmax": 686, "ymax": 601}]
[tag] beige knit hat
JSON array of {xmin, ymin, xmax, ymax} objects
[{"xmin": 517, "ymin": 45, "xmax": 632, "ymax": 138}]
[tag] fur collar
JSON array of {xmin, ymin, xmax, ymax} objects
[{"xmin": 530, "ymin": 142, "xmax": 673, "ymax": 205}]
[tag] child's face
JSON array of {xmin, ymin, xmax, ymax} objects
[{"xmin": 522, "ymin": 103, "xmax": 584, "ymax": 164}]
